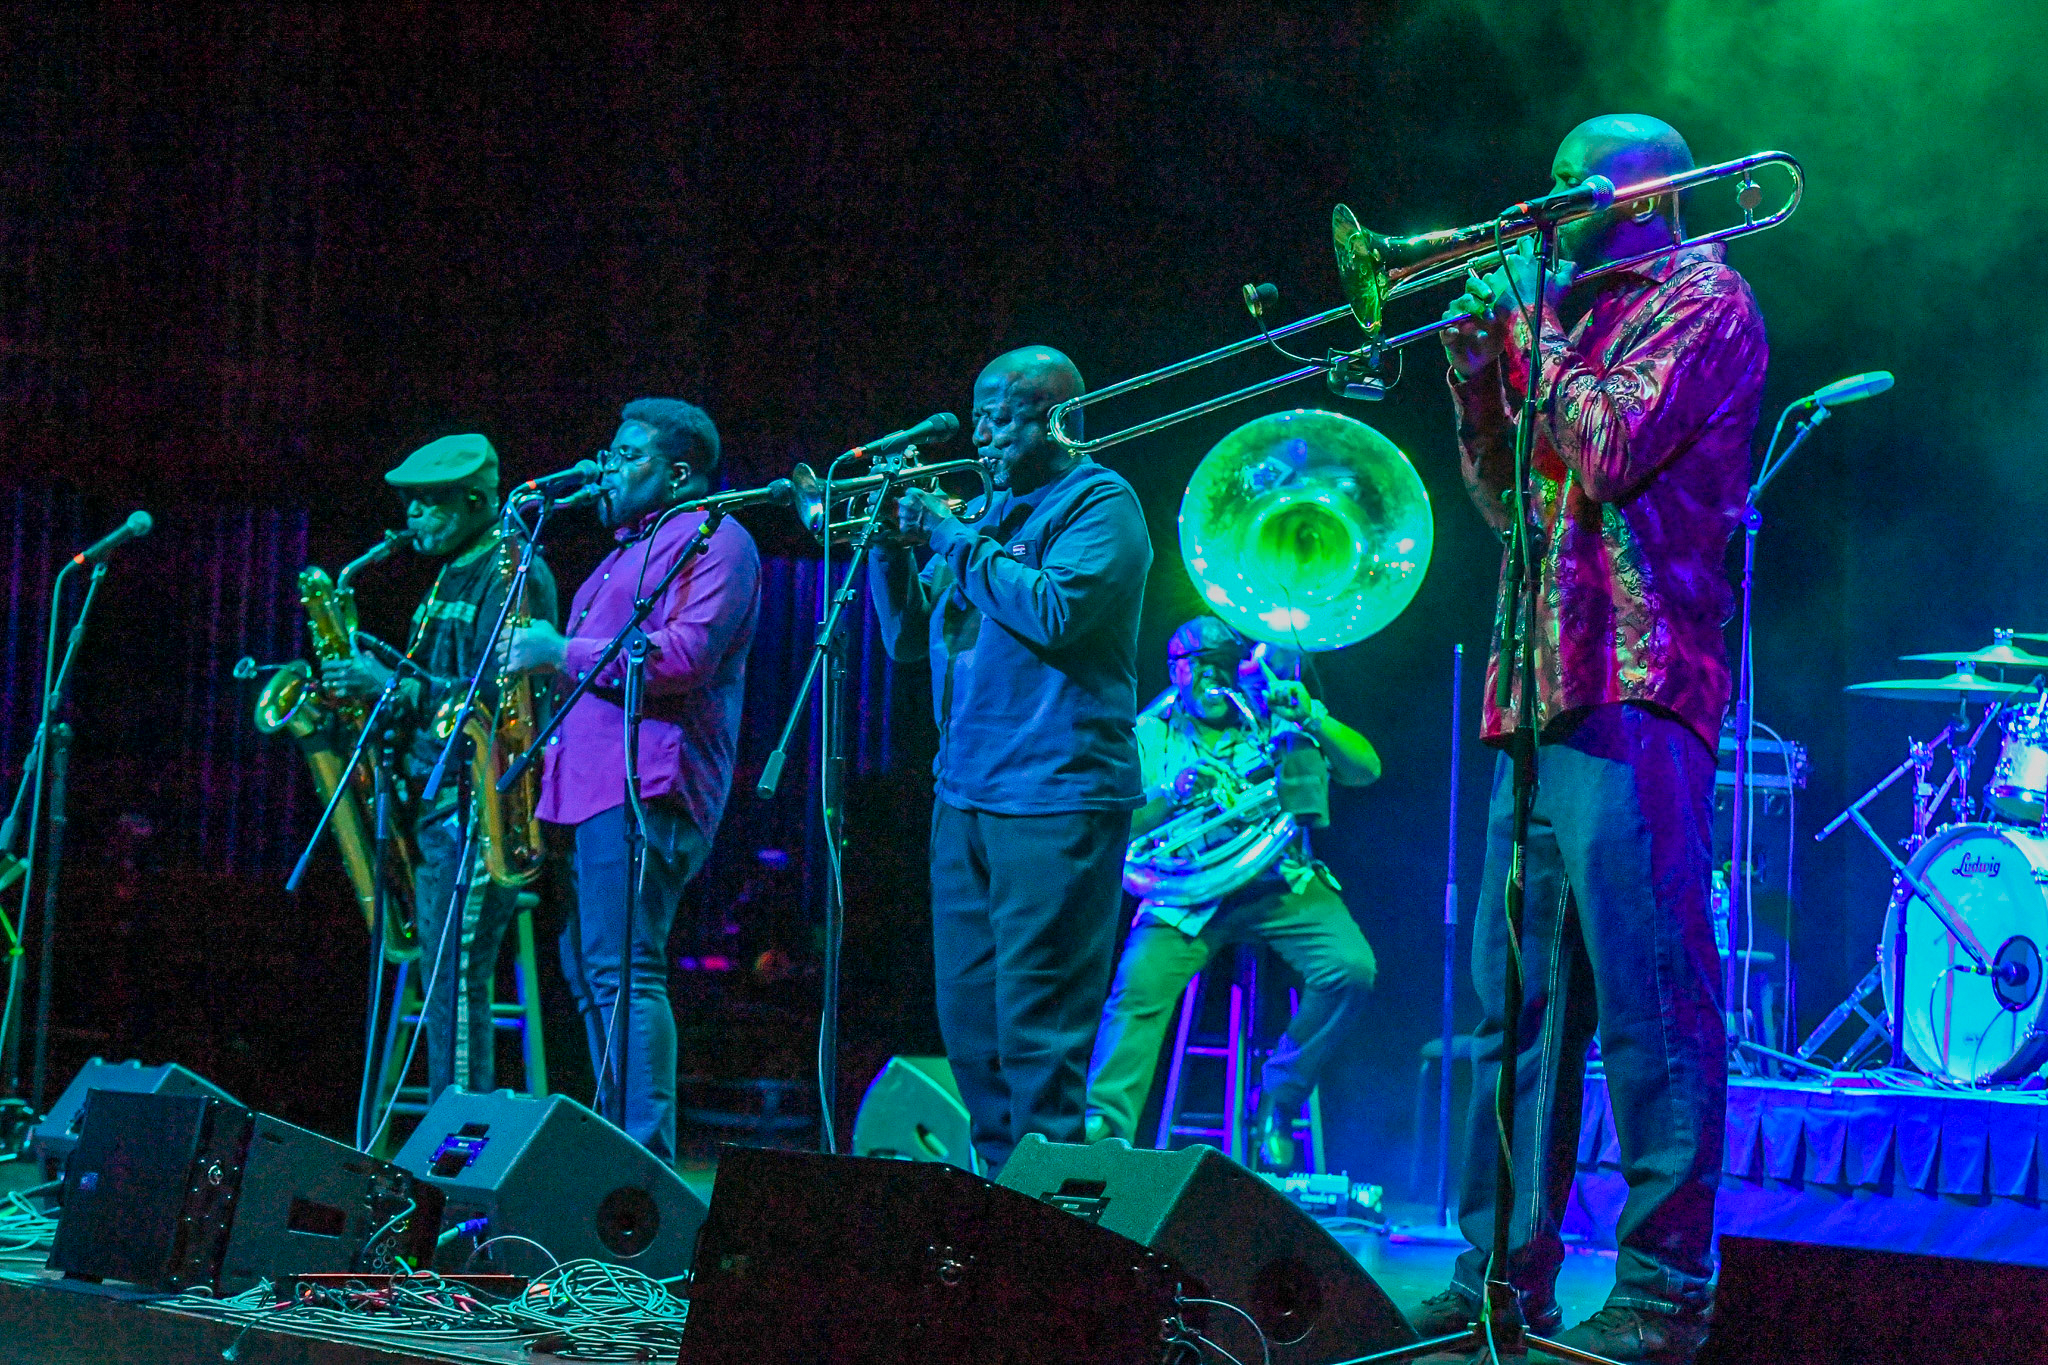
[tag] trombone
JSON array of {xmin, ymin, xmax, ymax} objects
[{"xmin": 1051, "ymin": 149, "xmax": 1802, "ymax": 455}]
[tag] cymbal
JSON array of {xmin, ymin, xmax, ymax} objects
[
  {"xmin": 1847, "ymin": 673, "xmax": 2030, "ymax": 703},
  {"xmin": 2012, "ymin": 632, "xmax": 2048, "ymax": 644},
  {"xmin": 1902, "ymin": 643, "xmax": 2048, "ymax": 669}
]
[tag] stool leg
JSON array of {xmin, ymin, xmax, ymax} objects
[
  {"xmin": 1225, "ymin": 982, "xmax": 1246, "ymax": 1164},
  {"xmin": 513, "ymin": 907, "xmax": 547, "ymax": 1096},
  {"xmin": 1155, "ymin": 974, "xmax": 1202, "ymax": 1151}
]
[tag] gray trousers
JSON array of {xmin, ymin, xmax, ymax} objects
[
  {"xmin": 1085, "ymin": 876, "xmax": 1376, "ymax": 1144},
  {"xmin": 413, "ymin": 806, "xmax": 523, "ymax": 1102}
]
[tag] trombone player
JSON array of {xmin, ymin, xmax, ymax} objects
[
  {"xmin": 1408, "ymin": 115, "xmax": 1767, "ymax": 1365},
  {"xmin": 1084, "ymin": 617, "xmax": 1380, "ymax": 1170},
  {"xmin": 322, "ymin": 434, "xmax": 559, "ymax": 1105}
]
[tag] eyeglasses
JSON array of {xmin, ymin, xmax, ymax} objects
[{"xmin": 595, "ymin": 447, "xmax": 659, "ymax": 474}]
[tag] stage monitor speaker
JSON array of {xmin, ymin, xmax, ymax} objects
[
  {"xmin": 849, "ymin": 1055, "xmax": 979, "ymax": 1173},
  {"xmin": 677, "ymin": 1145, "xmax": 1186, "ymax": 1365},
  {"xmin": 31, "ymin": 1056, "xmax": 239, "ymax": 1185},
  {"xmin": 392, "ymin": 1088, "xmax": 706, "ymax": 1280},
  {"xmin": 47, "ymin": 1089, "xmax": 441, "ymax": 1295},
  {"xmin": 1699, "ymin": 1234, "xmax": 2048, "ymax": 1365},
  {"xmin": 997, "ymin": 1134, "xmax": 1415, "ymax": 1363}
]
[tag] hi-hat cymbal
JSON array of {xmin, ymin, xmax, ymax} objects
[
  {"xmin": 1902, "ymin": 643, "xmax": 2048, "ymax": 669},
  {"xmin": 1847, "ymin": 673, "xmax": 2030, "ymax": 703}
]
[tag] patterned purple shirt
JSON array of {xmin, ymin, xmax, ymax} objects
[
  {"xmin": 1450, "ymin": 242, "xmax": 1767, "ymax": 752},
  {"xmin": 537, "ymin": 506, "xmax": 761, "ymax": 833}
]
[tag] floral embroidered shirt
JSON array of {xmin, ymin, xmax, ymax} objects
[{"xmin": 1449, "ymin": 242, "xmax": 1767, "ymax": 753}]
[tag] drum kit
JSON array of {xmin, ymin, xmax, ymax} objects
[{"xmin": 1815, "ymin": 629, "xmax": 2048, "ymax": 1086}]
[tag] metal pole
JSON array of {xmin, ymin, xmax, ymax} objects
[
  {"xmin": 28, "ymin": 724, "xmax": 69, "ymax": 1115},
  {"xmin": 1436, "ymin": 645, "xmax": 1463, "ymax": 1226}
]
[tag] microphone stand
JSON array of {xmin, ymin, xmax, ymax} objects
[
  {"xmin": 1726, "ymin": 398, "xmax": 1832, "ymax": 1065},
  {"xmin": 756, "ymin": 481, "xmax": 894, "ymax": 1157},
  {"xmin": 1, "ymin": 561, "xmax": 107, "ymax": 1106},
  {"xmin": 1377, "ymin": 224, "xmax": 1628, "ymax": 1365},
  {"xmin": 612, "ymin": 636, "xmax": 648, "ymax": 1131}
]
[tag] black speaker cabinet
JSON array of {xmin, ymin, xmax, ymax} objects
[
  {"xmin": 997, "ymin": 1134, "xmax": 1415, "ymax": 1363},
  {"xmin": 1699, "ymin": 1235, "xmax": 2048, "ymax": 1364},
  {"xmin": 850, "ymin": 1055, "xmax": 979, "ymax": 1172},
  {"xmin": 31, "ymin": 1056, "xmax": 239, "ymax": 1185},
  {"xmin": 677, "ymin": 1145, "xmax": 1186, "ymax": 1365},
  {"xmin": 47, "ymin": 1090, "xmax": 441, "ymax": 1295},
  {"xmin": 393, "ymin": 1088, "xmax": 706, "ymax": 1280}
]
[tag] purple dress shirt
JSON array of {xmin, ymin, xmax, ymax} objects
[
  {"xmin": 537, "ymin": 506, "xmax": 761, "ymax": 836},
  {"xmin": 1451, "ymin": 242, "xmax": 1768, "ymax": 753}
]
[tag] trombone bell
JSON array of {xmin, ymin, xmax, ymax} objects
[{"xmin": 1181, "ymin": 409, "xmax": 1432, "ymax": 652}]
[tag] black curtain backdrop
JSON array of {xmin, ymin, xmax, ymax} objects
[{"xmin": 5, "ymin": 0, "xmax": 2047, "ymax": 1178}]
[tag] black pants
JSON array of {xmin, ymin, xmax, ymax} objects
[
  {"xmin": 929, "ymin": 801, "xmax": 1131, "ymax": 1172},
  {"xmin": 1453, "ymin": 703, "xmax": 1725, "ymax": 1322}
]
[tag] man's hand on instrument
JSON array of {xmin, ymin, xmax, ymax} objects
[
  {"xmin": 1170, "ymin": 755, "xmax": 1238, "ymax": 804},
  {"xmin": 1439, "ymin": 270, "xmax": 1506, "ymax": 379},
  {"xmin": 503, "ymin": 620, "xmax": 568, "ymax": 675},
  {"xmin": 1488, "ymin": 238, "xmax": 1575, "ymax": 324},
  {"xmin": 321, "ymin": 649, "xmax": 392, "ymax": 700},
  {"xmin": 892, "ymin": 486, "xmax": 956, "ymax": 545}
]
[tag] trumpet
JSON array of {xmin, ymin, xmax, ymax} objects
[
  {"xmin": 1051, "ymin": 150, "xmax": 1803, "ymax": 455},
  {"xmin": 781, "ymin": 453, "xmax": 999, "ymax": 546}
]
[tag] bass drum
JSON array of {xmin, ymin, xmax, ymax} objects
[{"xmin": 1882, "ymin": 824, "xmax": 2048, "ymax": 1085}]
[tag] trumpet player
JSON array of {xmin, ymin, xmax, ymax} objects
[
  {"xmin": 1411, "ymin": 114, "xmax": 1767, "ymax": 1365},
  {"xmin": 869, "ymin": 345, "xmax": 1152, "ymax": 1173},
  {"xmin": 1084, "ymin": 617, "xmax": 1380, "ymax": 1170},
  {"xmin": 322, "ymin": 433, "xmax": 559, "ymax": 1104},
  {"xmin": 503, "ymin": 399, "xmax": 760, "ymax": 1165}
]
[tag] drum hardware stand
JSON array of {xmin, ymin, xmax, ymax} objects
[
  {"xmin": 756, "ymin": 474, "xmax": 900, "ymax": 1156},
  {"xmin": 1814, "ymin": 708, "xmax": 2020, "ymax": 1071},
  {"xmin": 1, "ymin": 559, "xmax": 108, "ymax": 1112}
]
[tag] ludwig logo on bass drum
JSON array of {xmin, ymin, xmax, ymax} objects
[{"xmin": 1954, "ymin": 852, "xmax": 2003, "ymax": 879}]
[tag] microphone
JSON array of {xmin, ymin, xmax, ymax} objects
[
  {"xmin": 72, "ymin": 510, "xmax": 153, "ymax": 567},
  {"xmin": 1801, "ymin": 371, "xmax": 1894, "ymax": 410},
  {"xmin": 851, "ymin": 412, "xmax": 960, "ymax": 460},
  {"xmin": 1502, "ymin": 175, "xmax": 1616, "ymax": 225},
  {"xmin": 513, "ymin": 460, "xmax": 602, "ymax": 497},
  {"xmin": 351, "ymin": 630, "xmax": 432, "ymax": 683}
]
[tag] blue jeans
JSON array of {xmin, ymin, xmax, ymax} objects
[
  {"xmin": 559, "ymin": 800, "xmax": 708, "ymax": 1164},
  {"xmin": 413, "ymin": 807, "xmax": 523, "ymax": 1102},
  {"xmin": 1453, "ymin": 704, "xmax": 1725, "ymax": 1322}
]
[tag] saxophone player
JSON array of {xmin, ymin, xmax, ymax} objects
[
  {"xmin": 323, "ymin": 433, "xmax": 559, "ymax": 1104},
  {"xmin": 503, "ymin": 399, "xmax": 760, "ymax": 1165},
  {"xmin": 1084, "ymin": 616, "xmax": 1380, "ymax": 1169}
]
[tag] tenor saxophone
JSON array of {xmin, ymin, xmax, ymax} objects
[
  {"xmin": 436, "ymin": 528, "xmax": 547, "ymax": 887},
  {"xmin": 254, "ymin": 532, "xmax": 421, "ymax": 961}
]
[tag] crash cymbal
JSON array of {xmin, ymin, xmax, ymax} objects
[
  {"xmin": 1847, "ymin": 671, "xmax": 2029, "ymax": 703},
  {"xmin": 1902, "ymin": 643, "xmax": 2048, "ymax": 669}
]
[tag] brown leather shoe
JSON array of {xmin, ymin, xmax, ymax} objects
[{"xmin": 1531, "ymin": 1305, "xmax": 1709, "ymax": 1365}]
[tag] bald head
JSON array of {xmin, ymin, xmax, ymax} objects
[
  {"xmin": 972, "ymin": 345, "xmax": 1087, "ymax": 492},
  {"xmin": 1551, "ymin": 114, "xmax": 1695, "ymax": 267}
]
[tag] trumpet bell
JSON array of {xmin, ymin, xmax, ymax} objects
[{"xmin": 1180, "ymin": 409, "xmax": 1432, "ymax": 652}]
